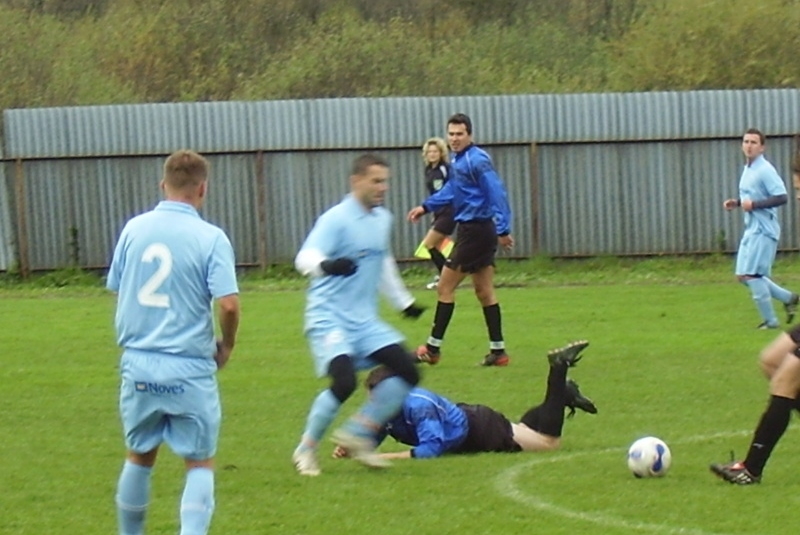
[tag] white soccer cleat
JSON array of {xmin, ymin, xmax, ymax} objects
[
  {"xmin": 292, "ymin": 449, "xmax": 321, "ymax": 476},
  {"xmin": 331, "ymin": 429, "xmax": 391, "ymax": 469}
]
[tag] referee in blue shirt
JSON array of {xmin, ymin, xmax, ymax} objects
[
  {"xmin": 107, "ymin": 150, "xmax": 240, "ymax": 535},
  {"xmin": 408, "ymin": 113, "xmax": 514, "ymax": 367}
]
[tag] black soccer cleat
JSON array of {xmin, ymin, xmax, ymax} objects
[
  {"xmin": 564, "ymin": 379, "xmax": 597, "ymax": 417},
  {"xmin": 785, "ymin": 293, "xmax": 799, "ymax": 324},
  {"xmin": 479, "ymin": 351, "xmax": 510, "ymax": 367},
  {"xmin": 709, "ymin": 460, "xmax": 761, "ymax": 485},
  {"xmin": 547, "ymin": 340, "xmax": 589, "ymax": 369}
]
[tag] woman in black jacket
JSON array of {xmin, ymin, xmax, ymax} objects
[{"xmin": 419, "ymin": 137, "xmax": 455, "ymax": 289}]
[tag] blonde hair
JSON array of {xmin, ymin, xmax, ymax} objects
[
  {"xmin": 163, "ymin": 150, "xmax": 209, "ymax": 190},
  {"xmin": 421, "ymin": 137, "xmax": 449, "ymax": 165}
]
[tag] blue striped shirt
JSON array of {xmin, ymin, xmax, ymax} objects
[{"xmin": 422, "ymin": 144, "xmax": 512, "ymax": 235}]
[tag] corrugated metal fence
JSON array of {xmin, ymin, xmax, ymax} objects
[{"xmin": 1, "ymin": 90, "xmax": 799, "ymax": 272}]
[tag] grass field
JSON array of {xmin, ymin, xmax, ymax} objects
[{"xmin": 3, "ymin": 258, "xmax": 800, "ymax": 535}]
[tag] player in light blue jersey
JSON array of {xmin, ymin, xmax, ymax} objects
[
  {"xmin": 723, "ymin": 128, "xmax": 798, "ymax": 330},
  {"xmin": 292, "ymin": 153, "xmax": 424, "ymax": 476},
  {"xmin": 408, "ymin": 113, "xmax": 514, "ymax": 367},
  {"xmin": 107, "ymin": 150, "xmax": 240, "ymax": 535}
]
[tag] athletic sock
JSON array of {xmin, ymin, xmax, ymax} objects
[
  {"xmin": 763, "ymin": 277, "xmax": 793, "ymax": 303},
  {"xmin": 298, "ymin": 389, "xmax": 341, "ymax": 450},
  {"xmin": 428, "ymin": 302, "xmax": 455, "ymax": 352},
  {"xmin": 428, "ymin": 248, "xmax": 446, "ymax": 273},
  {"xmin": 116, "ymin": 461, "xmax": 152, "ymax": 535},
  {"xmin": 520, "ymin": 362, "xmax": 568, "ymax": 437},
  {"xmin": 745, "ymin": 278, "xmax": 779, "ymax": 326},
  {"xmin": 482, "ymin": 304, "xmax": 505, "ymax": 353},
  {"xmin": 180, "ymin": 467, "xmax": 215, "ymax": 535},
  {"xmin": 345, "ymin": 376, "xmax": 411, "ymax": 438},
  {"xmin": 743, "ymin": 395, "xmax": 793, "ymax": 476}
]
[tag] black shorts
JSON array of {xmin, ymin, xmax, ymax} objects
[
  {"xmin": 431, "ymin": 206, "xmax": 456, "ymax": 235},
  {"xmin": 446, "ymin": 219, "xmax": 497, "ymax": 273},
  {"xmin": 452, "ymin": 403, "xmax": 521, "ymax": 454}
]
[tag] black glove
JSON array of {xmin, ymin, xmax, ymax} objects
[
  {"xmin": 320, "ymin": 257, "xmax": 357, "ymax": 277},
  {"xmin": 402, "ymin": 303, "xmax": 426, "ymax": 319}
]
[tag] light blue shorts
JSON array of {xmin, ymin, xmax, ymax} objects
[
  {"xmin": 119, "ymin": 350, "xmax": 220, "ymax": 460},
  {"xmin": 306, "ymin": 319, "xmax": 404, "ymax": 377},
  {"xmin": 735, "ymin": 231, "xmax": 777, "ymax": 277}
]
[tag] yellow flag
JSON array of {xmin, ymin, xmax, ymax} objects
[{"xmin": 414, "ymin": 237, "xmax": 454, "ymax": 259}]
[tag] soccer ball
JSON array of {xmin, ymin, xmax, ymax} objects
[{"xmin": 627, "ymin": 436, "xmax": 671, "ymax": 478}]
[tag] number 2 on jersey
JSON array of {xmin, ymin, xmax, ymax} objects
[{"xmin": 137, "ymin": 243, "xmax": 172, "ymax": 308}]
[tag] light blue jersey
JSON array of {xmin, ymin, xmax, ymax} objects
[
  {"xmin": 107, "ymin": 201, "xmax": 239, "ymax": 360},
  {"xmin": 300, "ymin": 194, "xmax": 396, "ymax": 330},
  {"xmin": 296, "ymin": 194, "xmax": 412, "ymax": 375},
  {"xmin": 739, "ymin": 154, "xmax": 786, "ymax": 241}
]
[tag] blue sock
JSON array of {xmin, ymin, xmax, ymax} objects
[
  {"xmin": 763, "ymin": 277, "xmax": 793, "ymax": 303},
  {"xmin": 746, "ymin": 278, "xmax": 778, "ymax": 326},
  {"xmin": 298, "ymin": 389, "xmax": 341, "ymax": 451},
  {"xmin": 180, "ymin": 467, "xmax": 215, "ymax": 535},
  {"xmin": 345, "ymin": 377, "xmax": 410, "ymax": 437},
  {"xmin": 116, "ymin": 461, "xmax": 151, "ymax": 535}
]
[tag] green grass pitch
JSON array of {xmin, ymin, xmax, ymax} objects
[{"xmin": 2, "ymin": 274, "xmax": 800, "ymax": 534}]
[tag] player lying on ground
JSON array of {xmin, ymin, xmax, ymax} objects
[{"xmin": 334, "ymin": 340, "xmax": 597, "ymax": 460}]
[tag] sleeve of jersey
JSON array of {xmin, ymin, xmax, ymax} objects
[
  {"xmin": 764, "ymin": 167, "xmax": 788, "ymax": 196},
  {"xmin": 422, "ymin": 178, "xmax": 455, "ymax": 213},
  {"xmin": 208, "ymin": 233, "xmax": 239, "ymax": 298},
  {"xmin": 378, "ymin": 255, "xmax": 415, "ymax": 311},
  {"xmin": 476, "ymin": 157, "xmax": 512, "ymax": 235},
  {"xmin": 106, "ymin": 228, "xmax": 127, "ymax": 291},
  {"xmin": 294, "ymin": 213, "xmax": 337, "ymax": 277},
  {"xmin": 408, "ymin": 404, "xmax": 449, "ymax": 459}
]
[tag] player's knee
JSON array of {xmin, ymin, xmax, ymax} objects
[
  {"xmin": 371, "ymin": 345, "xmax": 420, "ymax": 386},
  {"xmin": 328, "ymin": 355, "xmax": 357, "ymax": 402}
]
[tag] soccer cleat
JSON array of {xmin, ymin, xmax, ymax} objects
[
  {"xmin": 547, "ymin": 340, "xmax": 589, "ymax": 368},
  {"xmin": 415, "ymin": 345, "xmax": 441, "ymax": 365},
  {"xmin": 756, "ymin": 321, "xmax": 779, "ymax": 330},
  {"xmin": 785, "ymin": 293, "xmax": 799, "ymax": 324},
  {"xmin": 709, "ymin": 460, "xmax": 761, "ymax": 485},
  {"xmin": 564, "ymin": 379, "xmax": 597, "ymax": 417},
  {"xmin": 292, "ymin": 449, "xmax": 321, "ymax": 477},
  {"xmin": 331, "ymin": 429, "xmax": 391, "ymax": 469},
  {"xmin": 479, "ymin": 352, "xmax": 510, "ymax": 367},
  {"xmin": 426, "ymin": 275, "xmax": 440, "ymax": 290}
]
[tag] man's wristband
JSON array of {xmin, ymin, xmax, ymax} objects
[{"xmin": 736, "ymin": 199, "xmax": 741, "ymax": 207}]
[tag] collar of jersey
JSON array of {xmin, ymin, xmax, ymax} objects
[{"xmin": 155, "ymin": 200, "xmax": 200, "ymax": 217}]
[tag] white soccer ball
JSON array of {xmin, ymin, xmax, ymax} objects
[{"xmin": 627, "ymin": 436, "xmax": 671, "ymax": 478}]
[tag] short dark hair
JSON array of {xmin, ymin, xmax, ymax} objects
[
  {"xmin": 448, "ymin": 113, "xmax": 472, "ymax": 135},
  {"xmin": 163, "ymin": 149, "xmax": 209, "ymax": 189},
  {"xmin": 364, "ymin": 366, "xmax": 396, "ymax": 390},
  {"xmin": 351, "ymin": 153, "xmax": 389, "ymax": 176},
  {"xmin": 745, "ymin": 128, "xmax": 765, "ymax": 145}
]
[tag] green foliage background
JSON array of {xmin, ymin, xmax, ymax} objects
[{"xmin": 1, "ymin": 0, "xmax": 799, "ymax": 110}]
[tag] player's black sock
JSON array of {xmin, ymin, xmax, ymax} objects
[
  {"xmin": 482, "ymin": 304, "xmax": 505, "ymax": 354},
  {"xmin": 519, "ymin": 362, "xmax": 568, "ymax": 437},
  {"xmin": 428, "ymin": 247, "xmax": 446, "ymax": 273},
  {"xmin": 743, "ymin": 395, "xmax": 793, "ymax": 476},
  {"xmin": 427, "ymin": 302, "xmax": 455, "ymax": 353}
]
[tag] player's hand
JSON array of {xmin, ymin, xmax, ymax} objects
[
  {"xmin": 332, "ymin": 445, "xmax": 349, "ymax": 459},
  {"xmin": 214, "ymin": 340, "xmax": 233, "ymax": 370},
  {"xmin": 723, "ymin": 198, "xmax": 738, "ymax": 211},
  {"xmin": 402, "ymin": 303, "xmax": 426, "ymax": 319},
  {"xmin": 407, "ymin": 206, "xmax": 426, "ymax": 223},
  {"xmin": 498, "ymin": 234, "xmax": 514, "ymax": 251},
  {"xmin": 320, "ymin": 257, "xmax": 357, "ymax": 276}
]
